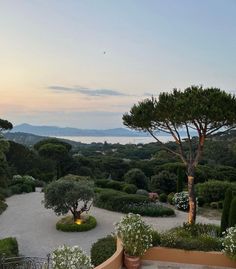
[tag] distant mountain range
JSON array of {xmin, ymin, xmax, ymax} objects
[{"xmin": 11, "ymin": 123, "xmax": 149, "ymax": 137}]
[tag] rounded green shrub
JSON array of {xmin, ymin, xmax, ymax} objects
[
  {"xmin": 167, "ymin": 193, "xmax": 174, "ymax": 205},
  {"xmin": 0, "ymin": 237, "xmax": 19, "ymax": 257},
  {"xmin": 150, "ymin": 171, "xmax": 177, "ymax": 194},
  {"xmin": 159, "ymin": 193, "xmax": 167, "ymax": 203},
  {"xmin": 106, "ymin": 180, "xmax": 124, "ymax": 190},
  {"xmin": 136, "ymin": 189, "xmax": 149, "ymax": 196},
  {"xmin": 95, "ymin": 179, "xmax": 109, "ymax": 188},
  {"xmin": 124, "ymin": 168, "xmax": 148, "ymax": 189},
  {"xmin": 56, "ymin": 215, "xmax": 97, "ymax": 232},
  {"xmin": 195, "ymin": 180, "xmax": 232, "ymax": 204},
  {"xmin": 90, "ymin": 235, "xmax": 116, "ymax": 266},
  {"xmin": 122, "ymin": 184, "xmax": 137, "ymax": 194}
]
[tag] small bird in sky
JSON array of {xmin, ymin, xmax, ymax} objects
[{"xmin": 103, "ymin": 51, "xmax": 106, "ymax": 54}]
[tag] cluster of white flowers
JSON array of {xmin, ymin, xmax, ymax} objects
[
  {"xmin": 51, "ymin": 245, "xmax": 93, "ymax": 269},
  {"xmin": 173, "ymin": 191, "xmax": 189, "ymax": 211},
  {"xmin": 222, "ymin": 226, "xmax": 236, "ymax": 260},
  {"xmin": 115, "ymin": 213, "xmax": 153, "ymax": 256}
]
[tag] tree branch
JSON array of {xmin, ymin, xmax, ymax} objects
[{"xmin": 147, "ymin": 129, "xmax": 187, "ymax": 165}]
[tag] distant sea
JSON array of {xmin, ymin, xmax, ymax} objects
[{"xmin": 55, "ymin": 136, "xmax": 173, "ymax": 145}]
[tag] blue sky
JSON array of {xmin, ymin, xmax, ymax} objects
[{"xmin": 0, "ymin": 0, "xmax": 236, "ymax": 128}]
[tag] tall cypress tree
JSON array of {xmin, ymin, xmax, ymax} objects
[
  {"xmin": 228, "ymin": 196, "xmax": 236, "ymax": 228},
  {"xmin": 220, "ymin": 188, "xmax": 233, "ymax": 234}
]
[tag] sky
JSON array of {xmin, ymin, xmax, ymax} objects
[{"xmin": 0, "ymin": 0, "xmax": 236, "ymax": 129}]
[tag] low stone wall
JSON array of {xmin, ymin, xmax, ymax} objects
[
  {"xmin": 142, "ymin": 247, "xmax": 236, "ymax": 268},
  {"xmin": 94, "ymin": 239, "xmax": 123, "ymax": 269}
]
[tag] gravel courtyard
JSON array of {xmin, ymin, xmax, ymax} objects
[{"xmin": 0, "ymin": 191, "xmax": 220, "ymax": 258}]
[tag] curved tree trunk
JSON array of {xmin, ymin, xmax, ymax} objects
[{"xmin": 187, "ymin": 175, "xmax": 196, "ymax": 224}]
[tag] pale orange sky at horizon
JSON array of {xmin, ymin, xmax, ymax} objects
[{"xmin": 1, "ymin": 1, "xmax": 236, "ymax": 128}]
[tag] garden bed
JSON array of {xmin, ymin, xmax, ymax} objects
[{"xmin": 56, "ymin": 215, "xmax": 97, "ymax": 232}]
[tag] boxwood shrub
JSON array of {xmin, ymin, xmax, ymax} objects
[
  {"xmin": 90, "ymin": 235, "xmax": 116, "ymax": 266},
  {"xmin": 56, "ymin": 215, "xmax": 97, "ymax": 232},
  {"xmin": 0, "ymin": 201, "xmax": 8, "ymax": 215},
  {"xmin": 0, "ymin": 237, "xmax": 19, "ymax": 257}
]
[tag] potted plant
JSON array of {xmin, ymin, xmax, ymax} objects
[{"xmin": 115, "ymin": 213, "xmax": 153, "ymax": 269}]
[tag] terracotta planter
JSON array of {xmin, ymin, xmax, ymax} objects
[{"xmin": 124, "ymin": 253, "xmax": 141, "ymax": 269}]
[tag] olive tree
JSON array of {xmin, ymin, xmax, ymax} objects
[
  {"xmin": 123, "ymin": 86, "xmax": 236, "ymax": 223},
  {"xmin": 44, "ymin": 177, "xmax": 94, "ymax": 222}
]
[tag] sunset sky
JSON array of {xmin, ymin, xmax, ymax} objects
[{"xmin": 0, "ymin": 0, "xmax": 236, "ymax": 129}]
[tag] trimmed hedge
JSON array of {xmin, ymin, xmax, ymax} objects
[
  {"xmin": 122, "ymin": 184, "xmax": 137, "ymax": 194},
  {"xmin": 56, "ymin": 215, "xmax": 97, "ymax": 232},
  {"xmin": 0, "ymin": 237, "xmax": 19, "ymax": 257},
  {"xmin": 91, "ymin": 235, "xmax": 116, "ymax": 266},
  {"xmin": 94, "ymin": 189, "xmax": 175, "ymax": 217},
  {"xmin": 0, "ymin": 201, "xmax": 8, "ymax": 215},
  {"xmin": 124, "ymin": 202, "xmax": 174, "ymax": 217}
]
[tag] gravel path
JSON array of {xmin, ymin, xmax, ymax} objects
[{"xmin": 0, "ymin": 191, "xmax": 220, "ymax": 258}]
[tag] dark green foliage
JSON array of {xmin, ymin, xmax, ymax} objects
[
  {"xmin": 124, "ymin": 168, "xmax": 148, "ymax": 189},
  {"xmin": 159, "ymin": 193, "xmax": 167, "ymax": 203},
  {"xmin": 221, "ymin": 188, "xmax": 233, "ymax": 233},
  {"xmin": 106, "ymin": 180, "xmax": 124, "ymax": 190},
  {"xmin": 34, "ymin": 138, "xmax": 72, "ymax": 152},
  {"xmin": 228, "ymin": 197, "xmax": 236, "ymax": 227},
  {"xmin": 94, "ymin": 189, "xmax": 174, "ymax": 216},
  {"xmin": 122, "ymin": 184, "xmax": 137, "ymax": 194},
  {"xmin": 124, "ymin": 202, "xmax": 174, "ymax": 217},
  {"xmin": 95, "ymin": 179, "xmax": 110, "ymax": 188},
  {"xmin": 0, "ymin": 201, "xmax": 7, "ymax": 215},
  {"xmin": 0, "ymin": 237, "xmax": 19, "ymax": 257},
  {"xmin": 56, "ymin": 215, "xmax": 97, "ymax": 232},
  {"xmin": 195, "ymin": 180, "xmax": 234, "ymax": 204},
  {"xmin": 136, "ymin": 189, "xmax": 149, "ymax": 196},
  {"xmin": 44, "ymin": 177, "xmax": 94, "ymax": 219},
  {"xmin": 159, "ymin": 223, "xmax": 221, "ymax": 251},
  {"xmin": 210, "ymin": 202, "xmax": 219, "ymax": 209},
  {"xmin": 151, "ymin": 230, "xmax": 161, "ymax": 246},
  {"xmin": 177, "ymin": 167, "xmax": 185, "ymax": 192},
  {"xmin": 197, "ymin": 196, "xmax": 204, "ymax": 207},
  {"xmin": 90, "ymin": 235, "xmax": 116, "ymax": 266},
  {"xmin": 167, "ymin": 192, "xmax": 175, "ymax": 205},
  {"xmin": 9, "ymin": 176, "xmax": 36, "ymax": 194},
  {"xmin": 160, "ymin": 233, "xmax": 221, "ymax": 251},
  {"xmin": 150, "ymin": 171, "xmax": 177, "ymax": 194},
  {"xmin": 0, "ymin": 119, "xmax": 13, "ymax": 132},
  {"xmin": 0, "ymin": 187, "xmax": 11, "ymax": 198}
]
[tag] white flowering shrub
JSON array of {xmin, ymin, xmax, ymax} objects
[
  {"xmin": 222, "ymin": 226, "xmax": 236, "ymax": 260},
  {"xmin": 52, "ymin": 245, "xmax": 93, "ymax": 269},
  {"xmin": 115, "ymin": 213, "xmax": 153, "ymax": 256},
  {"xmin": 173, "ymin": 191, "xmax": 189, "ymax": 211}
]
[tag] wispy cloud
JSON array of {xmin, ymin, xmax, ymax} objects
[{"xmin": 48, "ymin": 85, "xmax": 127, "ymax": 97}]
